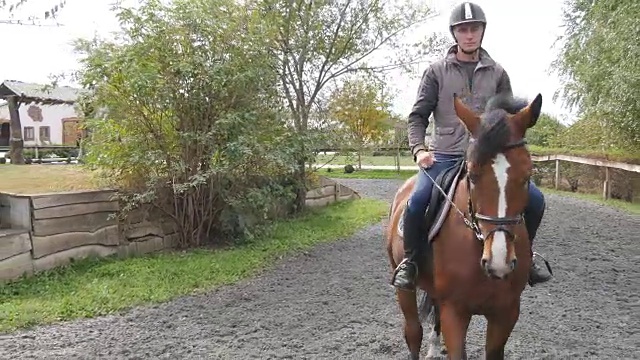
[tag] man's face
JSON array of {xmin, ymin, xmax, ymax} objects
[{"xmin": 453, "ymin": 22, "xmax": 484, "ymax": 53}]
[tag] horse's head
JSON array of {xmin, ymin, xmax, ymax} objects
[{"xmin": 453, "ymin": 92, "xmax": 542, "ymax": 279}]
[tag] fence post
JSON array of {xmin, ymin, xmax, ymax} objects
[
  {"xmin": 393, "ymin": 150, "xmax": 397, "ymax": 171},
  {"xmin": 602, "ymin": 167, "xmax": 610, "ymax": 200},
  {"xmin": 554, "ymin": 159, "xmax": 560, "ymax": 189}
]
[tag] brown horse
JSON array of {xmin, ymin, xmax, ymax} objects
[{"xmin": 386, "ymin": 93, "xmax": 543, "ymax": 359}]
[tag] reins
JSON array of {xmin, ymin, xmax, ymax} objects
[
  {"xmin": 421, "ymin": 138, "xmax": 553, "ymax": 274},
  {"xmin": 422, "ymin": 138, "xmax": 527, "ymax": 244}
]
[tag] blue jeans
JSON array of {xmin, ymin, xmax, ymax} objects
[
  {"xmin": 525, "ymin": 181, "xmax": 546, "ymax": 246},
  {"xmin": 405, "ymin": 153, "xmax": 545, "ymax": 245}
]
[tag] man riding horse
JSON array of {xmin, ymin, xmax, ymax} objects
[{"xmin": 392, "ymin": 1, "xmax": 553, "ymax": 291}]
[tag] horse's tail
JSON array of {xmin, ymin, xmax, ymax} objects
[{"xmin": 417, "ymin": 289, "xmax": 434, "ymax": 324}]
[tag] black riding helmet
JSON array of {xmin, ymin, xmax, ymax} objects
[{"xmin": 449, "ymin": 2, "xmax": 487, "ymax": 44}]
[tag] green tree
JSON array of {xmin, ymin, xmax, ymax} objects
[
  {"xmin": 74, "ymin": 0, "xmax": 299, "ymax": 247},
  {"xmin": 552, "ymin": 0, "xmax": 640, "ymax": 151},
  {"xmin": 328, "ymin": 76, "xmax": 392, "ymax": 169},
  {"xmin": 0, "ymin": 0, "xmax": 67, "ymax": 24},
  {"xmin": 257, "ymin": 0, "xmax": 449, "ymax": 207},
  {"xmin": 526, "ymin": 113, "xmax": 566, "ymax": 147},
  {"xmin": 552, "ymin": 116, "xmax": 613, "ymax": 152}
]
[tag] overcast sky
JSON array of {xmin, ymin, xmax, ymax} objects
[{"xmin": 0, "ymin": 0, "xmax": 575, "ymax": 123}]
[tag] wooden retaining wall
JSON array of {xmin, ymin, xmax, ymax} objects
[
  {"xmin": 305, "ymin": 176, "xmax": 361, "ymax": 207},
  {"xmin": 0, "ymin": 176, "xmax": 360, "ymax": 282},
  {"xmin": 30, "ymin": 190, "xmax": 122, "ymax": 273}
]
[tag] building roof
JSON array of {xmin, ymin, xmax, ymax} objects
[{"xmin": 0, "ymin": 80, "xmax": 89, "ymax": 105}]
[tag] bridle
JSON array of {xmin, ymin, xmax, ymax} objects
[
  {"xmin": 426, "ymin": 138, "xmax": 528, "ymax": 244},
  {"xmin": 424, "ymin": 136, "xmax": 554, "ymax": 275},
  {"xmin": 464, "ymin": 138, "xmax": 528, "ymax": 243}
]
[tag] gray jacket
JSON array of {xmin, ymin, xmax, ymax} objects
[{"xmin": 407, "ymin": 45, "xmax": 512, "ymax": 159}]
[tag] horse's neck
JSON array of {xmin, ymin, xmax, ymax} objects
[{"xmin": 454, "ymin": 175, "xmax": 470, "ymax": 208}]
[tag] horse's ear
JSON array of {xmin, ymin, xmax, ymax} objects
[
  {"xmin": 512, "ymin": 93, "xmax": 542, "ymax": 131},
  {"xmin": 453, "ymin": 93, "xmax": 481, "ymax": 135}
]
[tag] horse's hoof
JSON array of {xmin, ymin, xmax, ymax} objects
[
  {"xmin": 425, "ymin": 354, "xmax": 445, "ymax": 360},
  {"xmin": 425, "ymin": 348, "xmax": 447, "ymax": 359}
]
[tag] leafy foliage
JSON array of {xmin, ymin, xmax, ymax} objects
[
  {"xmin": 0, "ymin": 0, "xmax": 67, "ymax": 23},
  {"xmin": 255, "ymin": 0, "xmax": 448, "ymax": 205},
  {"xmin": 552, "ymin": 0, "xmax": 640, "ymax": 151},
  {"xmin": 525, "ymin": 113, "xmax": 566, "ymax": 148},
  {"xmin": 74, "ymin": 0, "xmax": 300, "ymax": 247},
  {"xmin": 547, "ymin": 116, "xmax": 640, "ymax": 160},
  {"xmin": 551, "ymin": 116, "xmax": 608, "ymax": 150},
  {"xmin": 328, "ymin": 76, "xmax": 392, "ymax": 168}
]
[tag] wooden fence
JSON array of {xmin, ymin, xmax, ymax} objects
[
  {"xmin": 0, "ymin": 176, "xmax": 360, "ymax": 282},
  {"xmin": 530, "ymin": 154, "xmax": 640, "ymax": 200},
  {"xmin": 314, "ymin": 149, "xmax": 639, "ymax": 201}
]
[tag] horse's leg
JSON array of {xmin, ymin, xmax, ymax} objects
[
  {"xmin": 425, "ymin": 303, "xmax": 447, "ymax": 359},
  {"xmin": 439, "ymin": 302, "xmax": 471, "ymax": 360},
  {"xmin": 484, "ymin": 302, "xmax": 520, "ymax": 360},
  {"xmin": 396, "ymin": 290, "xmax": 423, "ymax": 360}
]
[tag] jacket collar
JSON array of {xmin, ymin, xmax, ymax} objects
[{"xmin": 444, "ymin": 44, "xmax": 496, "ymax": 68}]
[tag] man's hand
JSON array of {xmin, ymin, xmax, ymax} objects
[{"xmin": 416, "ymin": 150, "xmax": 435, "ymax": 168}]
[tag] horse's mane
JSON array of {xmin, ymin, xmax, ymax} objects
[
  {"xmin": 469, "ymin": 93, "xmax": 528, "ymax": 165},
  {"xmin": 484, "ymin": 92, "xmax": 529, "ymax": 115}
]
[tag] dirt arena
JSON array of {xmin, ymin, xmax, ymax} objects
[{"xmin": 1, "ymin": 178, "xmax": 638, "ymax": 359}]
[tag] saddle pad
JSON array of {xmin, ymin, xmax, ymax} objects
[{"xmin": 396, "ymin": 162, "xmax": 465, "ymax": 243}]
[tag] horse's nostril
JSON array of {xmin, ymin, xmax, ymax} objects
[
  {"xmin": 511, "ymin": 259, "xmax": 517, "ymax": 269},
  {"xmin": 481, "ymin": 258, "xmax": 488, "ymax": 268}
]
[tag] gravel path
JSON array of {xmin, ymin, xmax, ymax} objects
[{"xmin": 1, "ymin": 178, "xmax": 638, "ymax": 359}]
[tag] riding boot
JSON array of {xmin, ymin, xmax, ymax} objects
[
  {"xmin": 528, "ymin": 239, "xmax": 552, "ymax": 286},
  {"xmin": 391, "ymin": 206, "xmax": 424, "ymax": 291},
  {"xmin": 529, "ymin": 262, "xmax": 552, "ymax": 286},
  {"xmin": 524, "ymin": 188, "xmax": 552, "ymax": 287}
]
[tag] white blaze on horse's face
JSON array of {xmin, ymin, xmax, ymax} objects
[{"xmin": 482, "ymin": 153, "xmax": 517, "ymax": 278}]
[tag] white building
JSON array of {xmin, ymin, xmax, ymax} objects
[{"xmin": 0, "ymin": 80, "xmax": 87, "ymax": 147}]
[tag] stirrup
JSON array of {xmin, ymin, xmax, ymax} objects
[
  {"xmin": 390, "ymin": 258, "xmax": 418, "ymax": 285},
  {"xmin": 532, "ymin": 251, "xmax": 553, "ymax": 276}
]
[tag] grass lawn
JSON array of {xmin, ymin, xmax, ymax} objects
[
  {"xmin": 0, "ymin": 197, "xmax": 388, "ymax": 333},
  {"xmin": 315, "ymin": 154, "xmax": 415, "ymax": 167},
  {"xmin": 0, "ymin": 164, "xmax": 102, "ymax": 194},
  {"xmin": 320, "ymin": 168, "xmax": 640, "ymax": 215},
  {"xmin": 324, "ymin": 168, "xmax": 416, "ymax": 180}
]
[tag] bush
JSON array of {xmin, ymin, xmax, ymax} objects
[{"xmin": 75, "ymin": 0, "xmax": 301, "ymax": 247}]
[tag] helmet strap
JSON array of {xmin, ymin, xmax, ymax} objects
[{"xmin": 460, "ymin": 46, "xmax": 479, "ymax": 55}]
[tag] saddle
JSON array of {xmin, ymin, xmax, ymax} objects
[
  {"xmin": 397, "ymin": 157, "xmax": 466, "ymax": 243},
  {"xmin": 424, "ymin": 157, "xmax": 466, "ymax": 243}
]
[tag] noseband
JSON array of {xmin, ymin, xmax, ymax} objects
[{"xmin": 464, "ymin": 139, "xmax": 528, "ymax": 243}]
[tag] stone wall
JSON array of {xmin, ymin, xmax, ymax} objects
[{"xmin": 0, "ymin": 176, "xmax": 359, "ymax": 282}]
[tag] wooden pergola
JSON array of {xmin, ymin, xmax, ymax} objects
[{"xmin": 0, "ymin": 80, "xmax": 85, "ymax": 164}]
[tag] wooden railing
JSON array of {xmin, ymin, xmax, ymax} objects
[
  {"xmin": 315, "ymin": 148, "xmax": 639, "ymax": 201},
  {"xmin": 530, "ymin": 154, "xmax": 640, "ymax": 200},
  {"xmin": 3, "ymin": 145, "xmax": 638, "ymax": 201}
]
